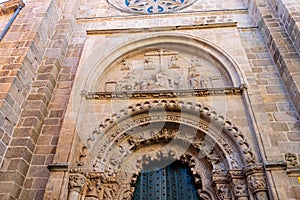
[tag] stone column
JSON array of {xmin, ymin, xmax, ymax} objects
[
  {"xmin": 68, "ymin": 173, "xmax": 86, "ymax": 200},
  {"xmin": 212, "ymin": 175, "xmax": 232, "ymax": 200},
  {"xmin": 243, "ymin": 164, "xmax": 269, "ymax": 200},
  {"xmin": 227, "ymin": 170, "xmax": 249, "ymax": 200}
]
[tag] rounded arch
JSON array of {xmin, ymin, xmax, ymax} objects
[
  {"xmin": 71, "ymin": 100, "xmax": 266, "ymax": 200},
  {"xmin": 77, "ymin": 99, "xmax": 256, "ymax": 170},
  {"xmin": 81, "ymin": 33, "xmax": 245, "ymax": 91}
]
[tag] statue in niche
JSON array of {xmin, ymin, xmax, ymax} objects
[
  {"xmin": 116, "ymin": 71, "xmax": 139, "ymax": 91},
  {"xmin": 168, "ymin": 55, "xmax": 179, "ymax": 69},
  {"xmin": 121, "ymin": 59, "xmax": 131, "ymax": 71},
  {"xmin": 144, "ymin": 57, "xmax": 155, "ymax": 70}
]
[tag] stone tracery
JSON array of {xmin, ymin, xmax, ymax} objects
[{"xmin": 107, "ymin": 0, "xmax": 197, "ymax": 14}]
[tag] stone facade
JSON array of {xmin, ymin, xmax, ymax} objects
[{"xmin": 0, "ymin": 0, "xmax": 299, "ymax": 199}]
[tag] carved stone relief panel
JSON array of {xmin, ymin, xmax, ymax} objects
[
  {"xmin": 97, "ymin": 49, "xmax": 232, "ymax": 93},
  {"xmin": 285, "ymin": 153, "xmax": 298, "ymax": 167}
]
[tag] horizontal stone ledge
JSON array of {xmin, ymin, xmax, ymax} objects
[
  {"xmin": 81, "ymin": 86, "xmax": 246, "ymax": 100},
  {"xmin": 287, "ymin": 167, "xmax": 300, "ymax": 177},
  {"xmin": 264, "ymin": 161, "xmax": 287, "ymax": 170},
  {"xmin": 47, "ymin": 162, "xmax": 69, "ymax": 172},
  {"xmin": 86, "ymin": 22, "xmax": 237, "ymax": 35}
]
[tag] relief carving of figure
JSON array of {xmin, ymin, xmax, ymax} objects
[
  {"xmin": 154, "ymin": 69, "xmax": 174, "ymax": 89},
  {"xmin": 232, "ymin": 179, "xmax": 247, "ymax": 197},
  {"xmin": 187, "ymin": 65, "xmax": 200, "ymax": 89},
  {"xmin": 248, "ymin": 175, "xmax": 266, "ymax": 192},
  {"xmin": 116, "ymin": 71, "xmax": 139, "ymax": 91},
  {"xmin": 144, "ymin": 57, "xmax": 155, "ymax": 70},
  {"xmin": 200, "ymin": 76, "xmax": 211, "ymax": 88},
  {"xmin": 216, "ymin": 184, "xmax": 230, "ymax": 199},
  {"xmin": 121, "ymin": 59, "xmax": 131, "ymax": 70},
  {"xmin": 85, "ymin": 178, "xmax": 101, "ymax": 199},
  {"xmin": 168, "ymin": 55, "xmax": 179, "ymax": 69},
  {"xmin": 103, "ymin": 184, "xmax": 118, "ymax": 200},
  {"xmin": 69, "ymin": 174, "xmax": 85, "ymax": 192}
]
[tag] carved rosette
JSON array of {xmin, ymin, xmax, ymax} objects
[{"xmin": 285, "ymin": 153, "xmax": 298, "ymax": 167}]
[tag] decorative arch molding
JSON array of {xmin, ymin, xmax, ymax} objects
[
  {"xmin": 82, "ymin": 33, "xmax": 245, "ymax": 92},
  {"xmin": 68, "ymin": 100, "xmax": 271, "ymax": 200},
  {"xmin": 76, "ymin": 99, "xmax": 255, "ymax": 168}
]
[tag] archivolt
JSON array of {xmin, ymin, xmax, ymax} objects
[{"xmin": 77, "ymin": 99, "xmax": 256, "ymax": 170}]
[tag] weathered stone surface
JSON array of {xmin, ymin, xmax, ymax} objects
[{"xmin": 0, "ymin": 0, "xmax": 299, "ymax": 199}]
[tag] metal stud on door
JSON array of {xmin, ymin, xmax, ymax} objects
[{"xmin": 133, "ymin": 161, "xmax": 200, "ymax": 200}]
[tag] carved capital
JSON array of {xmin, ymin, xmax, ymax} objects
[
  {"xmin": 68, "ymin": 173, "xmax": 86, "ymax": 193},
  {"xmin": 247, "ymin": 175, "xmax": 267, "ymax": 193},
  {"xmin": 243, "ymin": 164, "xmax": 264, "ymax": 176},
  {"xmin": 231, "ymin": 178, "xmax": 248, "ymax": 197},
  {"xmin": 215, "ymin": 183, "xmax": 231, "ymax": 200}
]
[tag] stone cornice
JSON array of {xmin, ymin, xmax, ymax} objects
[
  {"xmin": 86, "ymin": 22, "xmax": 237, "ymax": 35},
  {"xmin": 0, "ymin": 0, "xmax": 24, "ymax": 16},
  {"xmin": 81, "ymin": 86, "xmax": 245, "ymax": 100}
]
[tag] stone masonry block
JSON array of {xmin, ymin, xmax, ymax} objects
[
  {"xmin": 10, "ymin": 137, "xmax": 35, "ymax": 152},
  {"xmin": 27, "ymin": 166, "xmax": 50, "ymax": 178},
  {"xmin": 287, "ymin": 132, "xmax": 300, "ymax": 141},
  {"xmin": 13, "ymin": 127, "xmax": 39, "ymax": 143},
  {"xmin": 270, "ymin": 122, "xmax": 289, "ymax": 131},
  {"xmin": 7, "ymin": 158, "xmax": 30, "ymax": 176},
  {"xmin": 0, "ymin": 182, "xmax": 21, "ymax": 199},
  {"xmin": 5, "ymin": 147, "xmax": 32, "ymax": 163}
]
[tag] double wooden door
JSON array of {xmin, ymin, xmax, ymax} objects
[{"xmin": 133, "ymin": 161, "xmax": 200, "ymax": 200}]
